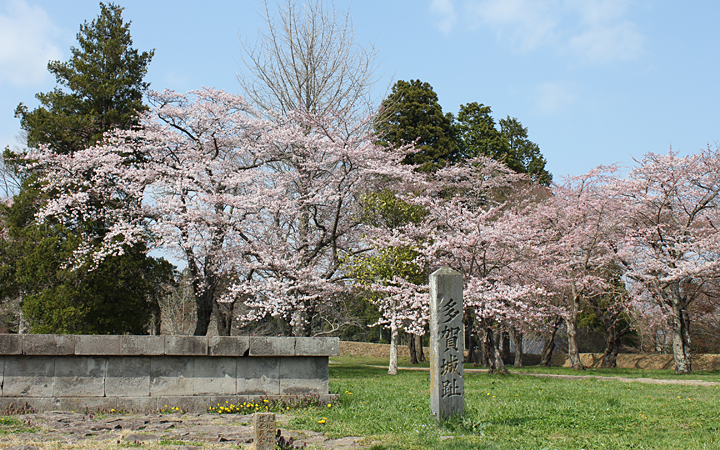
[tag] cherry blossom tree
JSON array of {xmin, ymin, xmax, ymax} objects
[
  {"xmin": 29, "ymin": 87, "xmax": 413, "ymax": 336},
  {"xmin": 531, "ymin": 167, "xmax": 629, "ymax": 369},
  {"xmin": 362, "ymin": 157, "xmax": 554, "ymax": 373},
  {"xmin": 618, "ymin": 148, "xmax": 720, "ymax": 373}
]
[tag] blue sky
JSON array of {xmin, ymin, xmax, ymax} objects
[{"xmin": 1, "ymin": 0, "xmax": 719, "ymax": 181}]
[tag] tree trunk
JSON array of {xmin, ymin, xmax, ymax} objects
[
  {"xmin": 464, "ymin": 310, "xmax": 476, "ymax": 363},
  {"xmin": 408, "ymin": 332, "xmax": 418, "ymax": 364},
  {"xmin": 193, "ymin": 288, "xmax": 214, "ymax": 336},
  {"xmin": 482, "ymin": 322, "xmax": 508, "ymax": 374},
  {"xmin": 541, "ymin": 316, "xmax": 561, "ymax": 367},
  {"xmin": 415, "ymin": 333, "xmax": 425, "ymax": 362},
  {"xmin": 215, "ymin": 301, "xmax": 235, "ymax": 336},
  {"xmin": 500, "ymin": 330, "xmax": 510, "ymax": 364},
  {"xmin": 388, "ymin": 326, "xmax": 399, "ymax": 375},
  {"xmin": 670, "ymin": 287, "xmax": 692, "ymax": 374},
  {"xmin": 566, "ymin": 291, "xmax": 585, "ymax": 370},
  {"xmin": 510, "ymin": 327, "xmax": 523, "ymax": 368},
  {"xmin": 292, "ymin": 302, "xmax": 314, "ymax": 337},
  {"xmin": 148, "ymin": 295, "xmax": 161, "ymax": 335},
  {"xmin": 600, "ymin": 324, "xmax": 619, "ymax": 368}
]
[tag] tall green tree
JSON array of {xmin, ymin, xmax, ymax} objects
[
  {"xmin": 453, "ymin": 103, "xmax": 552, "ymax": 185},
  {"xmin": 1, "ymin": 3, "xmax": 172, "ymax": 335},
  {"xmin": 374, "ymin": 79, "xmax": 458, "ymax": 172},
  {"xmin": 14, "ymin": 3, "xmax": 153, "ymax": 156},
  {"xmin": 499, "ymin": 116, "xmax": 552, "ymax": 185}
]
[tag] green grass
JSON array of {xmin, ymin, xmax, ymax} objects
[
  {"xmin": 287, "ymin": 360, "xmax": 720, "ymax": 449},
  {"xmin": 0, "ymin": 416, "xmax": 38, "ymax": 435},
  {"xmin": 508, "ymin": 365, "xmax": 720, "ymax": 382}
]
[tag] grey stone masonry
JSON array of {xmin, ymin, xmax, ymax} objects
[
  {"xmin": 0, "ymin": 335, "xmax": 338, "ymax": 413},
  {"xmin": 429, "ymin": 266, "xmax": 465, "ymax": 420}
]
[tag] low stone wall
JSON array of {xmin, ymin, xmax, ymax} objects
[
  {"xmin": 0, "ymin": 335, "xmax": 338, "ymax": 413},
  {"xmin": 551, "ymin": 352, "xmax": 720, "ymax": 371}
]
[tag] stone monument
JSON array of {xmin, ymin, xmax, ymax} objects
[
  {"xmin": 429, "ymin": 265, "xmax": 464, "ymax": 420},
  {"xmin": 253, "ymin": 412, "xmax": 276, "ymax": 450}
]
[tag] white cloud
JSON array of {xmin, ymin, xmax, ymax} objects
[
  {"xmin": 0, "ymin": 0, "xmax": 63, "ymax": 86},
  {"xmin": 534, "ymin": 81, "xmax": 580, "ymax": 114},
  {"xmin": 461, "ymin": 0, "xmax": 644, "ymax": 64},
  {"xmin": 429, "ymin": 0, "xmax": 458, "ymax": 34},
  {"xmin": 465, "ymin": 0, "xmax": 559, "ymax": 52}
]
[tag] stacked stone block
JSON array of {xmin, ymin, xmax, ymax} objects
[{"xmin": 0, "ymin": 335, "xmax": 338, "ymax": 413}]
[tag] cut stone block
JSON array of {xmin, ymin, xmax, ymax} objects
[
  {"xmin": 0, "ymin": 334, "xmax": 22, "ymax": 355},
  {"xmin": 279, "ymin": 357, "xmax": 328, "ymax": 395},
  {"xmin": 0, "ymin": 396, "xmax": 60, "ymax": 412},
  {"xmin": 0, "ymin": 357, "xmax": 4, "ymax": 396},
  {"xmin": 208, "ymin": 336, "xmax": 249, "ymax": 356},
  {"xmin": 249, "ymin": 337, "xmax": 295, "ymax": 356},
  {"xmin": 22, "ymin": 334, "xmax": 74, "ymax": 355},
  {"xmin": 57, "ymin": 396, "xmax": 111, "ymax": 413},
  {"xmin": 164, "ymin": 336, "xmax": 208, "ymax": 355},
  {"xmin": 121, "ymin": 335, "xmax": 164, "ymax": 355},
  {"xmin": 106, "ymin": 357, "xmax": 151, "ymax": 397},
  {"xmin": 160, "ymin": 396, "xmax": 212, "ymax": 413},
  {"xmin": 3, "ymin": 356, "xmax": 55, "ymax": 396},
  {"xmin": 238, "ymin": 357, "xmax": 280, "ymax": 395},
  {"xmin": 75, "ymin": 335, "xmax": 121, "ymax": 355},
  {"xmin": 53, "ymin": 357, "xmax": 107, "ymax": 397},
  {"xmin": 115, "ymin": 396, "xmax": 158, "ymax": 413},
  {"xmin": 150, "ymin": 357, "xmax": 194, "ymax": 396},
  {"xmin": 194, "ymin": 357, "xmax": 237, "ymax": 395},
  {"xmin": 295, "ymin": 337, "xmax": 339, "ymax": 356},
  {"xmin": 253, "ymin": 412, "xmax": 276, "ymax": 450}
]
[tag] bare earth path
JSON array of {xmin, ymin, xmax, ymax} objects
[
  {"xmin": 366, "ymin": 364, "xmax": 720, "ymax": 386},
  {"xmin": 0, "ymin": 411, "xmax": 369, "ymax": 450}
]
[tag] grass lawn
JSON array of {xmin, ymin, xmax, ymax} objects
[{"xmin": 286, "ymin": 357, "xmax": 720, "ymax": 449}]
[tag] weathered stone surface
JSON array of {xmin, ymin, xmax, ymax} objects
[
  {"xmin": 238, "ymin": 357, "xmax": 280, "ymax": 395},
  {"xmin": 74, "ymin": 335, "xmax": 121, "ymax": 355},
  {"xmin": 253, "ymin": 412, "xmax": 276, "ymax": 450},
  {"xmin": 193, "ymin": 357, "xmax": 237, "ymax": 395},
  {"xmin": 121, "ymin": 335, "xmax": 164, "ymax": 355},
  {"xmin": 165, "ymin": 336, "xmax": 208, "ymax": 356},
  {"xmin": 150, "ymin": 357, "xmax": 194, "ymax": 396},
  {"xmin": 3, "ymin": 357, "xmax": 55, "ymax": 397},
  {"xmin": 0, "ymin": 334, "xmax": 22, "ymax": 355},
  {"xmin": 429, "ymin": 265, "xmax": 465, "ymax": 420},
  {"xmin": 249, "ymin": 337, "xmax": 295, "ymax": 356},
  {"xmin": 295, "ymin": 337, "xmax": 339, "ymax": 356},
  {"xmin": 53, "ymin": 357, "xmax": 106, "ymax": 397},
  {"xmin": 105, "ymin": 357, "xmax": 150, "ymax": 397},
  {"xmin": 0, "ymin": 411, "xmax": 370, "ymax": 449},
  {"xmin": 279, "ymin": 357, "xmax": 328, "ymax": 395},
  {"xmin": 208, "ymin": 336, "xmax": 249, "ymax": 356},
  {"xmin": 22, "ymin": 335, "xmax": 74, "ymax": 355}
]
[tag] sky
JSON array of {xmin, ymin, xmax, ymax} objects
[{"xmin": 1, "ymin": 0, "xmax": 720, "ymax": 182}]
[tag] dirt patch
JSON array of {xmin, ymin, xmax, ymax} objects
[{"xmin": 0, "ymin": 411, "xmax": 370, "ymax": 450}]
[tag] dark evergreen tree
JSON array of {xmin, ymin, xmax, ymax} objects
[
  {"xmin": 374, "ymin": 79, "xmax": 458, "ymax": 172},
  {"xmin": 1, "ymin": 3, "xmax": 173, "ymax": 334},
  {"xmin": 454, "ymin": 103, "xmax": 552, "ymax": 185},
  {"xmin": 499, "ymin": 116, "xmax": 552, "ymax": 185},
  {"xmin": 14, "ymin": 2, "xmax": 153, "ymax": 156}
]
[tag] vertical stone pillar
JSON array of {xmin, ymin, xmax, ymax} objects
[
  {"xmin": 429, "ymin": 265, "xmax": 464, "ymax": 420},
  {"xmin": 253, "ymin": 412, "xmax": 276, "ymax": 450}
]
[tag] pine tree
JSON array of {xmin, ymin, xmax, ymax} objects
[
  {"xmin": 1, "ymin": 3, "xmax": 172, "ymax": 334},
  {"xmin": 374, "ymin": 79, "xmax": 458, "ymax": 172}
]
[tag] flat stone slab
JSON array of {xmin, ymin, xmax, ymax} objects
[{"xmin": 0, "ymin": 412, "xmax": 372, "ymax": 449}]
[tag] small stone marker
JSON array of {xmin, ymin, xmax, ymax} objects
[
  {"xmin": 429, "ymin": 265, "xmax": 464, "ymax": 420},
  {"xmin": 253, "ymin": 412, "xmax": 276, "ymax": 450}
]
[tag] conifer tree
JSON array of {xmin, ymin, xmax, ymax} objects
[
  {"xmin": 374, "ymin": 79, "xmax": 458, "ymax": 172},
  {"xmin": 1, "ymin": 3, "xmax": 172, "ymax": 334}
]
